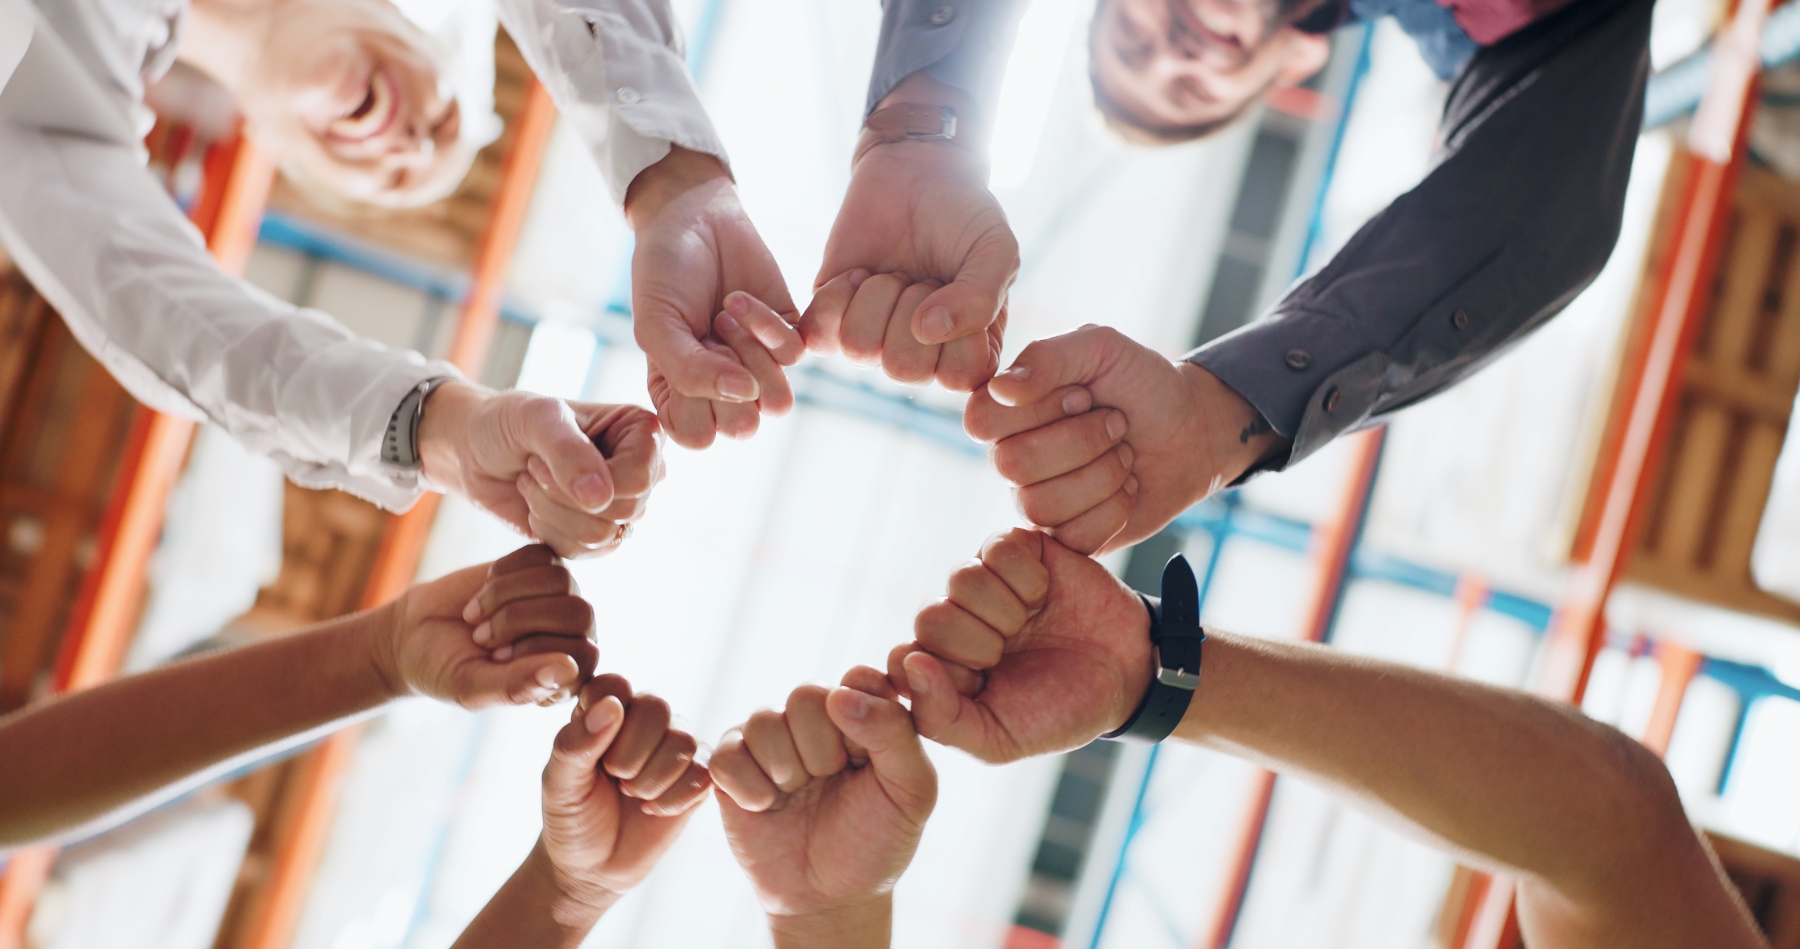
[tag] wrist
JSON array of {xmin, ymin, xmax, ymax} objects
[
  {"xmin": 416, "ymin": 379, "xmax": 486, "ymax": 492},
  {"xmin": 623, "ymin": 146, "xmax": 732, "ymax": 232},
  {"xmin": 858, "ymin": 73, "xmax": 988, "ymax": 168},
  {"xmin": 524, "ymin": 839, "xmax": 620, "ymax": 929},
  {"xmin": 769, "ymin": 896, "xmax": 892, "ymax": 949},
  {"xmin": 362, "ymin": 600, "xmax": 409, "ymax": 702},
  {"xmin": 1176, "ymin": 361, "xmax": 1288, "ymax": 489}
]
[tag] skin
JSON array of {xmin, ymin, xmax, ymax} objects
[
  {"xmin": 1090, "ymin": 0, "xmax": 1330, "ymax": 133},
  {"xmin": 417, "ymin": 384, "xmax": 665, "ymax": 560},
  {"xmin": 712, "ymin": 671, "xmax": 937, "ymax": 949},
  {"xmin": 623, "ymin": 147, "xmax": 806, "ymax": 450},
  {"xmin": 179, "ymin": 0, "xmax": 475, "ymax": 208},
  {"xmin": 801, "ymin": 72, "xmax": 1019, "ymax": 393},
  {"xmin": 902, "ymin": 528, "xmax": 1768, "ymax": 949},
  {"xmin": 451, "ymin": 676, "xmax": 713, "ymax": 949},
  {"xmin": 965, "ymin": 324, "xmax": 1284, "ymax": 555},
  {"xmin": 0, "ymin": 545, "xmax": 596, "ymax": 848}
]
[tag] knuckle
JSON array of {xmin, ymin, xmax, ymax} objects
[{"xmin": 633, "ymin": 693, "xmax": 672, "ymax": 722}]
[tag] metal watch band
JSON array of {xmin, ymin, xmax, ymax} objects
[
  {"xmin": 381, "ymin": 376, "xmax": 451, "ymax": 470},
  {"xmin": 1103, "ymin": 553, "xmax": 1205, "ymax": 744},
  {"xmin": 854, "ymin": 103, "xmax": 958, "ymax": 164}
]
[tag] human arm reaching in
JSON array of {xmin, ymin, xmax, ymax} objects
[
  {"xmin": 451, "ymin": 675, "xmax": 711, "ymax": 948},
  {"xmin": 711, "ymin": 671, "xmax": 937, "ymax": 948},
  {"xmin": 900, "ymin": 528, "xmax": 1764, "ymax": 948},
  {"xmin": 0, "ymin": 544, "xmax": 597, "ymax": 848}
]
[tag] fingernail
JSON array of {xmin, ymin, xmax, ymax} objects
[
  {"xmin": 997, "ymin": 365, "xmax": 1030, "ymax": 382},
  {"xmin": 837, "ymin": 689, "xmax": 873, "ymax": 720},
  {"xmin": 1118, "ymin": 443, "xmax": 1135, "ymax": 469},
  {"xmin": 906, "ymin": 664, "xmax": 931, "ymax": 695},
  {"xmin": 492, "ymin": 644, "xmax": 514, "ymax": 661},
  {"xmin": 725, "ymin": 292, "xmax": 751, "ymax": 317},
  {"xmin": 574, "ymin": 473, "xmax": 608, "ymax": 509},
  {"xmin": 585, "ymin": 696, "xmax": 622, "ymax": 734},
  {"xmin": 717, "ymin": 371, "xmax": 757, "ymax": 402},
  {"xmin": 921, "ymin": 306, "xmax": 954, "ymax": 343},
  {"xmin": 462, "ymin": 597, "xmax": 482, "ymax": 624},
  {"xmin": 536, "ymin": 666, "xmax": 562, "ymax": 690},
  {"xmin": 715, "ymin": 311, "xmax": 742, "ymax": 335},
  {"xmin": 1105, "ymin": 411, "xmax": 1128, "ymax": 441},
  {"xmin": 1062, "ymin": 389, "xmax": 1091, "ymax": 416},
  {"xmin": 1124, "ymin": 475, "xmax": 1139, "ymax": 496},
  {"xmin": 472, "ymin": 621, "xmax": 492, "ymax": 645}
]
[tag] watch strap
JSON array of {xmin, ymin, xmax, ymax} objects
[
  {"xmin": 381, "ymin": 376, "xmax": 451, "ymax": 470},
  {"xmin": 855, "ymin": 104, "xmax": 958, "ymax": 164},
  {"xmin": 1103, "ymin": 554, "xmax": 1205, "ymax": 744}
]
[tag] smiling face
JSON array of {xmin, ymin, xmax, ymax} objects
[
  {"xmin": 239, "ymin": 0, "xmax": 476, "ymax": 208},
  {"xmin": 1090, "ymin": 0, "xmax": 1330, "ymax": 141}
]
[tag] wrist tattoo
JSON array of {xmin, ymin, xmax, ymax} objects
[{"xmin": 1239, "ymin": 416, "xmax": 1273, "ymax": 444}]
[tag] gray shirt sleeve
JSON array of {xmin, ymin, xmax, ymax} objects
[
  {"xmin": 1190, "ymin": 0, "xmax": 1652, "ymax": 473},
  {"xmin": 866, "ymin": 0, "xmax": 1029, "ymax": 118}
]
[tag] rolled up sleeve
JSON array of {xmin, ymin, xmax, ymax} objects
[
  {"xmin": 495, "ymin": 0, "xmax": 729, "ymax": 203},
  {"xmin": 0, "ymin": 122, "xmax": 456, "ymax": 511},
  {"xmin": 867, "ymin": 0, "xmax": 1027, "ymax": 118},
  {"xmin": 1190, "ymin": 0, "xmax": 1651, "ymax": 472}
]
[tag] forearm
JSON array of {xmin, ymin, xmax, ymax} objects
[
  {"xmin": 769, "ymin": 897, "xmax": 892, "ymax": 949},
  {"xmin": 452, "ymin": 839, "xmax": 612, "ymax": 949},
  {"xmin": 0, "ymin": 609, "xmax": 399, "ymax": 847},
  {"xmin": 1172, "ymin": 634, "xmax": 1679, "ymax": 891}
]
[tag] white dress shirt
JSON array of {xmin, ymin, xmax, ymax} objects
[{"xmin": 0, "ymin": 0, "xmax": 727, "ymax": 510}]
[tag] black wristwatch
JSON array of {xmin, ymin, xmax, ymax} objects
[{"xmin": 1103, "ymin": 553, "xmax": 1205, "ymax": 743}]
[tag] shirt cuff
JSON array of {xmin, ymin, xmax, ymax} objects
[
  {"xmin": 866, "ymin": 0, "xmax": 1027, "ymax": 119},
  {"xmin": 567, "ymin": 13, "xmax": 731, "ymax": 203},
  {"xmin": 1186, "ymin": 306, "xmax": 1385, "ymax": 475}
]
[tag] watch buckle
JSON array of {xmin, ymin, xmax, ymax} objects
[{"xmin": 1152, "ymin": 645, "xmax": 1199, "ymax": 690}]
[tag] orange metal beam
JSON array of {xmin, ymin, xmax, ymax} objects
[
  {"xmin": 230, "ymin": 75, "xmax": 558, "ymax": 949},
  {"xmin": 1641, "ymin": 642, "xmax": 1702, "ymax": 757},
  {"xmin": 1457, "ymin": 8, "xmax": 1769, "ymax": 949},
  {"xmin": 1201, "ymin": 427, "xmax": 1386, "ymax": 949},
  {"xmin": 0, "ymin": 132, "xmax": 275, "ymax": 949}
]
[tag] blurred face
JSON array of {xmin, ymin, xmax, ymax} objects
[
  {"xmin": 1092, "ymin": 0, "xmax": 1329, "ymax": 133},
  {"xmin": 240, "ymin": 0, "xmax": 474, "ymax": 208}
]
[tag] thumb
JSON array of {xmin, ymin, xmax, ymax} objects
[
  {"xmin": 986, "ymin": 328, "xmax": 1110, "ymax": 408},
  {"xmin": 911, "ymin": 234, "xmax": 1018, "ymax": 346},
  {"xmin": 826, "ymin": 688, "xmax": 936, "ymax": 823},
  {"xmin": 544, "ymin": 696, "xmax": 626, "ymax": 806},
  {"xmin": 633, "ymin": 304, "xmax": 761, "ymax": 403},
  {"xmin": 902, "ymin": 651, "xmax": 1008, "ymax": 763},
  {"xmin": 517, "ymin": 398, "xmax": 614, "ymax": 513}
]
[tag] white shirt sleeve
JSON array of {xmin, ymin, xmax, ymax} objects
[
  {"xmin": 0, "ymin": 121, "xmax": 460, "ymax": 511},
  {"xmin": 492, "ymin": 0, "xmax": 728, "ymax": 203}
]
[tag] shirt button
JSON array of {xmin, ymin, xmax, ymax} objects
[
  {"xmin": 929, "ymin": 4, "xmax": 956, "ymax": 25},
  {"xmin": 615, "ymin": 86, "xmax": 641, "ymax": 105},
  {"xmin": 1284, "ymin": 349, "xmax": 1311, "ymax": 370},
  {"xmin": 1452, "ymin": 308, "xmax": 1470, "ymax": 330},
  {"xmin": 1323, "ymin": 387, "xmax": 1341, "ymax": 413}
]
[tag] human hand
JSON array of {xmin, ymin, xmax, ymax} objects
[
  {"xmin": 801, "ymin": 74, "xmax": 1018, "ymax": 392},
  {"xmin": 964, "ymin": 325, "xmax": 1285, "ymax": 555},
  {"xmin": 625, "ymin": 146, "xmax": 804, "ymax": 449},
  {"xmin": 899, "ymin": 528, "xmax": 1150, "ymax": 764},
  {"xmin": 381, "ymin": 544, "xmax": 598, "ymax": 709},
  {"xmin": 535, "ymin": 675, "xmax": 713, "ymax": 907},
  {"xmin": 418, "ymin": 382, "xmax": 664, "ymax": 559},
  {"xmin": 711, "ymin": 669, "xmax": 936, "ymax": 942}
]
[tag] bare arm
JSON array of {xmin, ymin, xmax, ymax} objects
[
  {"xmin": 1176, "ymin": 633, "xmax": 1762, "ymax": 948},
  {"xmin": 907, "ymin": 529, "xmax": 1765, "ymax": 949},
  {"xmin": 0, "ymin": 608, "xmax": 397, "ymax": 848},
  {"xmin": 0, "ymin": 548, "xmax": 597, "ymax": 850}
]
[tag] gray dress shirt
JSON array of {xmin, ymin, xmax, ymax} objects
[{"xmin": 868, "ymin": 0, "xmax": 1652, "ymax": 475}]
